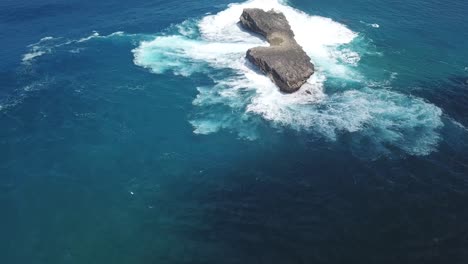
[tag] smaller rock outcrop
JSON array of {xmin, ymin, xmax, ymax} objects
[{"xmin": 240, "ymin": 8, "xmax": 314, "ymax": 93}]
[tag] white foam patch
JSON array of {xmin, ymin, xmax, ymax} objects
[
  {"xmin": 22, "ymin": 50, "xmax": 47, "ymax": 63},
  {"xmin": 133, "ymin": 35, "xmax": 260, "ymax": 76},
  {"xmin": 22, "ymin": 36, "xmax": 60, "ymax": 64},
  {"xmin": 450, "ymin": 119, "xmax": 468, "ymax": 132},
  {"xmin": 69, "ymin": 48, "xmax": 85, "ymax": 54},
  {"xmin": 360, "ymin": 21, "xmax": 380, "ymax": 28},
  {"xmin": 21, "ymin": 31, "xmax": 133, "ymax": 64},
  {"xmin": 77, "ymin": 32, "xmax": 101, "ymax": 43},
  {"xmin": 133, "ymin": 0, "xmax": 444, "ymax": 156},
  {"xmin": 320, "ymin": 89, "xmax": 443, "ymax": 155},
  {"xmin": 77, "ymin": 31, "xmax": 126, "ymax": 43}
]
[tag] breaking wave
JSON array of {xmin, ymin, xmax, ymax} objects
[{"xmin": 132, "ymin": 0, "xmax": 444, "ymax": 156}]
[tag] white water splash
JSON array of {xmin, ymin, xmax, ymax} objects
[{"xmin": 133, "ymin": 0, "xmax": 443, "ymax": 156}]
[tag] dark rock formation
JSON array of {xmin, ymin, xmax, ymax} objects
[{"xmin": 240, "ymin": 8, "xmax": 314, "ymax": 93}]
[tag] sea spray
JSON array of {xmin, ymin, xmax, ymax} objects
[{"xmin": 132, "ymin": 0, "xmax": 444, "ymax": 156}]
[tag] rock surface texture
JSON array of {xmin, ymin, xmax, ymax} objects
[{"xmin": 239, "ymin": 8, "xmax": 314, "ymax": 93}]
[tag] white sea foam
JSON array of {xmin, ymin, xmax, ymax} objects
[
  {"xmin": 77, "ymin": 31, "xmax": 126, "ymax": 43},
  {"xmin": 360, "ymin": 21, "xmax": 380, "ymax": 28},
  {"xmin": 22, "ymin": 36, "xmax": 59, "ymax": 63},
  {"xmin": 133, "ymin": 0, "xmax": 444, "ymax": 155},
  {"xmin": 450, "ymin": 119, "xmax": 468, "ymax": 132},
  {"xmin": 22, "ymin": 49, "xmax": 47, "ymax": 63},
  {"xmin": 21, "ymin": 31, "xmax": 132, "ymax": 64},
  {"xmin": 77, "ymin": 32, "xmax": 101, "ymax": 43},
  {"xmin": 69, "ymin": 48, "xmax": 85, "ymax": 54},
  {"xmin": 132, "ymin": 0, "xmax": 357, "ymax": 105}
]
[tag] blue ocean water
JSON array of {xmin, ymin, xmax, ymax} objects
[{"xmin": 1, "ymin": 0, "xmax": 468, "ymax": 263}]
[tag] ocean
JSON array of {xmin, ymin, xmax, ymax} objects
[{"xmin": 1, "ymin": 0, "xmax": 468, "ymax": 263}]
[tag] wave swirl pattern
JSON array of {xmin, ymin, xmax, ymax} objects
[{"xmin": 132, "ymin": 0, "xmax": 443, "ymax": 156}]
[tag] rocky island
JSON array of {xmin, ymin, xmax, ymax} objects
[{"xmin": 239, "ymin": 8, "xmax": 314, "ymax": 93}]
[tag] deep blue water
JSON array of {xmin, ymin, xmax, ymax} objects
[{"xmin": 1, "ymin": 0, "xmax": 468, "ymax": 263}]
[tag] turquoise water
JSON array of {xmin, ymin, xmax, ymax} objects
[{"xmin": 1, "ymin": 0, "xmax": 468, "ymax": 263}]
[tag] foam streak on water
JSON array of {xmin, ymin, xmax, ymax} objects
[
  {"xmin": 132, "ymin": 0, "xmax": 444, "ymax": 156},
  {"xmin": 21, "ymin": 31, "xmax": 130, "ymax": 64}
]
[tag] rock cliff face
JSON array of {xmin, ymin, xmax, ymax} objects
[{"xmin": 240, "ymin": 8, "xmax": 314, "ymax": 93}]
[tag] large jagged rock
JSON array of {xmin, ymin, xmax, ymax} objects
[{"xmin": 240, "ymin": 8, "xmax": 314, "ymax": 93}]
